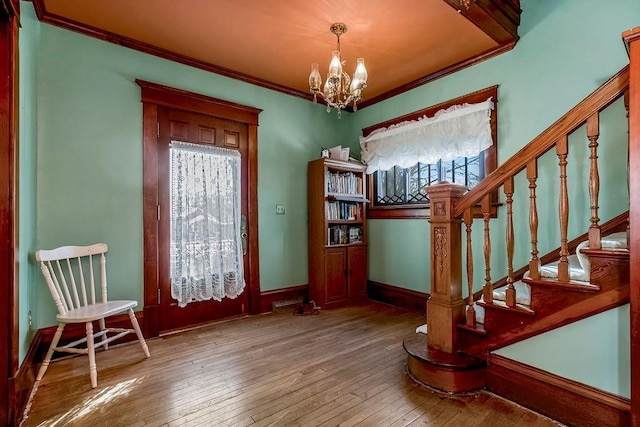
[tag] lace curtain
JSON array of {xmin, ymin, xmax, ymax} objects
[
  {"xmin": 359, "ymin": 98, "xmax": 494, "ymax": 174},
  {"xmin": 170, "ymin": 141, "xmax": 245, "ymax": 308}
]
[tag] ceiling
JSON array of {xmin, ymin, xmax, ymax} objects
[{"xmin": 32, "ymin": 0, "xmax": 521, "ymax": 109}]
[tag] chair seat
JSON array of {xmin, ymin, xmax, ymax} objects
[{"xmin": 57, "ymin": 300, "xmax": 138, "ymax": 323}]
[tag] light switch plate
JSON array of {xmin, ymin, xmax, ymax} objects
[{"xmin": 276, "ymin": 204, "xmax": 285, "ymax": 215}]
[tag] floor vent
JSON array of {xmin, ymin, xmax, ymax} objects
[{"xmin": 272, "ymin": 297, "xmax": 304, "ymax": 312}]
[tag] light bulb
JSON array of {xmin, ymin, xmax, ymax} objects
[
  {"xmin": 309, "ymin": 63, "xmax": 321, "ymax": 91},
  {"xmin": 328, "ymin": 51, "xmax": 342, "ymax": 79},
  {"xmin": 350, "ymin": 77, "xmax": 360, "ymax": 93},
  {"xmin": 353, "ymin": 58, "xmax": 368, "ymax": 87}
]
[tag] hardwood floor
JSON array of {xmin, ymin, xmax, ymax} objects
[{"xmin": 22, "ymin": 301, "xmax": 562, "ymax": 426}]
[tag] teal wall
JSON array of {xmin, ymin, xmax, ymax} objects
[
  {"xmin": 23, "ymin": 4, "xmax": 341, "ymax": 328},
  {"xmin": 18, "ymin": 9, "xmax": 39, "ymax": 362},
  {"xmin": 495, "ymin": 304, "xmax": 631, "ymax": 398}
]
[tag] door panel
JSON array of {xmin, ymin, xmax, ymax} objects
[
  {"xmin": 158, "ymin": 107, "xmax": 249, "ymax": 332},
  {"xmin": 325, "ymin": 248, "xmax": 347, "ymax": 302},
  {"xmin": 347, "ymin": 246, "xmax": 367, "ymax": 297}
]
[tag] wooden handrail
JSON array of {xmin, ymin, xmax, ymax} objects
[{"xmin": 454, "ymin": 65, "xmax": 629, "ymax": 218}]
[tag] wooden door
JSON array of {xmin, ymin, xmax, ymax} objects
[
  {"xmin": 325, "ymin": 247, "xmax": 347, "ymax": 303},
  {"xmin": 347, "ymin": 245, "xmax": 367, "ymax": 297},
  {"xmin": 157, "ymin": 107, "xmax": 249, "ymax": 332}
]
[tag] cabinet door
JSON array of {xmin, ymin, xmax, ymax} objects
[
  {"xmin": 347, "ymin": 245, "xmax": 367, "ymax": 297},
  {"xmin": 325, "ymin": 247, "xmax": 347, "ymax": 303}
]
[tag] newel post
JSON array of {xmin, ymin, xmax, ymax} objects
[{"xmin": 425, "ymin": 182, "xmax": 467, "ymax": 353}]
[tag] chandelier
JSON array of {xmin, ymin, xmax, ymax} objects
[{"xmin": 308, "ymin": 23, "xmax": 368, "ymax": 116}]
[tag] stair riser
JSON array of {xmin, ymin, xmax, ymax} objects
[
  {"xmin": 589, "ymin": 256, "xmax": 629, "ymax": 288},
  {"xmin": 530, "ymin": 289, "xmax": 599, "ymax": 313},
  {"xmin": 482, "ymin": 310, "xmax": 533, "ymax": 336}
]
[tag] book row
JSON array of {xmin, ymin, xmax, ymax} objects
[
  {"xmin": 326, "ymin": 171, "xmax": 364, "ymax": 195},
  {"xmin": 327, "ymin": 201, "xmax": 363, "ymax": 221},
  {"xmin": 328, "ymin": 225, "xmax": 363, "ymax": 246}
]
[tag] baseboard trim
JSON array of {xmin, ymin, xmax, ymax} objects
[
  {"xmin": 367, "ymin": 280, "xmax": 428, "ymax": 313},
  {"xmin": 10, "ymin": 329, "xmax": 43, "ymax": 426},
  {"xmin": 486, "ymin": 353, "xmax": 630, "ymax": 427},
  {"xmin": 259, "ymin": 284, "xmax": 309, "ymax": 313}
]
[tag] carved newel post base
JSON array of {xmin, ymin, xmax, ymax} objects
[{"xmin": 425, "ymin": 182, "xmax": 467, "ymax": 353}]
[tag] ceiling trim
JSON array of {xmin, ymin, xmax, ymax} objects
[
  {"xmin": 442, "ymin": 0, "xmax": 521, "ymax": 44},
  {"xmin": 30, "ymin": 0, "xmax": 521, "ymax": 111}
]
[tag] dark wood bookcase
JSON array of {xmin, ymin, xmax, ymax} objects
[{"xmin": 308, "ymin": 158, "xmax": 368, "ymax": 308}]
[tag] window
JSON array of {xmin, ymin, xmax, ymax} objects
[
  {"xmin": 364, "ymin": 87, "xmax": 498, "ymax": 219},
  {"xmin": 374, "ymin": 153, "xmax": 486, "ymax": 206}
]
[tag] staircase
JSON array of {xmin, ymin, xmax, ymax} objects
[
  {"xmin": 403, "ymin": 65, "xmax": 632, "ymax": 426},
  {"xmin": 458, "ymin": 222, "xmax": 629, "ymax": 358}
]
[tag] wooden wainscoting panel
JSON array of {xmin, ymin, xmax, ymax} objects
[
  {"xmin": 367, "ymin": 281, "xmax": 428, "ymax": 313},
  {"xmin": 486, "ymin": 354, "xmax": 630, "ymax": 427}
]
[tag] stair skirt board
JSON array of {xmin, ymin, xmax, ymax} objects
[
  {"xmin": 404, "ymin": 334, "xmax": 486, "ymax": 393},
  {"xmin": 486, "ymin": 354, "xmax": 631, "ymax": 427}
]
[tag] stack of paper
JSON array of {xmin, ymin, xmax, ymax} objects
[{"xmin": 328, "ymin": 145, "xmax": 350, "ymax": 161}]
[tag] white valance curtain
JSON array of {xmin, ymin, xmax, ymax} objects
[
  {"xmin": 359, "ymin": 98, "xmax": 494, "ymax": 174},
  {"xmin": 170, "ymin": 141, "xmax": 245, "ymax": 308}
]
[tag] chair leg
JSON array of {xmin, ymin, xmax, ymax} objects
[
  {"xmin": 86, "ymin": 321, "xmax": 98, "ymax": 388},
  {"xmin": 128, "ymin": 309, "xmax": 150, "ymax": 358},
  {"xmin": 99, "ymin": 318, "xmax": 109, "ymax": 351},
  {"xmin": 36, "ymin": 323, "xmax": 65, "ymax": 382}
]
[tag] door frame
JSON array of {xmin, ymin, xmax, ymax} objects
[
  {"xmin": 1, "ymin": 1, "xmax": 18, "ymax": 425},
  {"xmin": 137, "ymin": 80, "xmax": 262, "ymax": 337}
]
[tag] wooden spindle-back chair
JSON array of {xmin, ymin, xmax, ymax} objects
[{"xmin": 35, "ymin": 243, "xmax": 150, "ymax": 388}]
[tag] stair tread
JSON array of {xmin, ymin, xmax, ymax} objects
[
  {"xmin": 404, "ymin": 334, "xmax": 485, "ymax": 369},
  {"xmin": 491, "ymin": 280, "xmax": 531, "ymax": 306},
  {"xmin": 522, "ymin": 276, "xmax": 600, "ymax": 292},
  {"xmin": 477, "ymin": 299, "xmax": 536, "ymax": 316},
  {"xmin": 580, "ymin": 247, "xmax": 630, "ymax": 260},
  {"xmin": 457, "ymin": 322, "xmax": 487, "ymax": 336}
]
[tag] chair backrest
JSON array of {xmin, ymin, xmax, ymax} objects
[{"xmin": 35, "ymin": 243, "xmax": 109, "ymax": 316}]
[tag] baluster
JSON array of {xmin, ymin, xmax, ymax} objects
[
  {"xmin": 464, "ymin": 208, "xmax": 476, "ymax": 327},
  {"xmin": 482, "ymin": 195, "xmax": 493, "ymax": 303},
  {"xmin": 624, "ymin": 89, "xmax": 630, "ymax": 246},
  {"xmin": 588, "ymin": 113, "xmax": 601, "ymax": 249},
  {"xmin": 557, "ymin": 136, "xmax": 570, "ymax": 282},
  {"xmin": 504, "ymin": 177, "xmax": 516, "ymax": 307},
  {"xmin": 527, "ymin": 160, "xmax": 540, "ymax": 280}
]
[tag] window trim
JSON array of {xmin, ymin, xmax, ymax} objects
[{"xmin": 363, "ymin": 86, "xmax": 499, "ymax": 219}]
